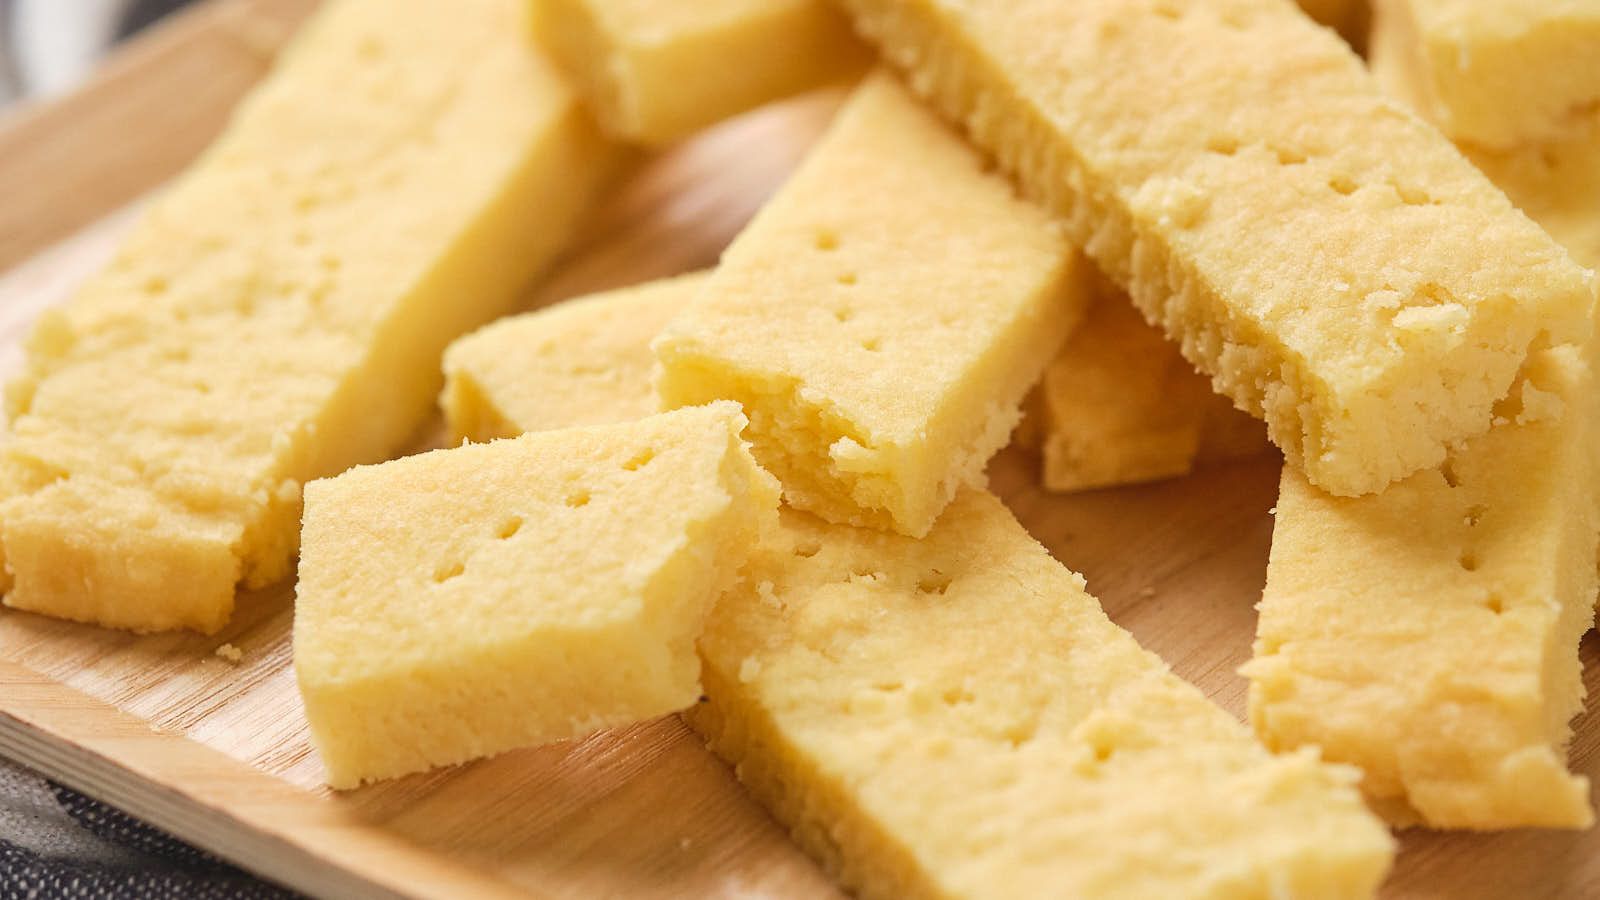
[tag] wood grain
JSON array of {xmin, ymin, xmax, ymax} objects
[{"xmin": 0, "ymin": 1, "xmax": 1596, "ymax": 898}]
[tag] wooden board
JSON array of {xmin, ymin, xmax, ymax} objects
[{"xmin": 0, "ymin": 1, "xmax": 1596, "ymax": 897}]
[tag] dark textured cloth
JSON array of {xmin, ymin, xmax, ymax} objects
[{"xmin": 0, "ymin": 758, "xmax": 298, "ymax": 899}]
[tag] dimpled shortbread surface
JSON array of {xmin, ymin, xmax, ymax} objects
[
  {"xmin": 441, "ymin": 272, "xmax": 705, "ymax": 444},
  {"xmin": 0, "ymin": 0, "xmax": 614, "ymax": 634},
  {"xmin": 535, "ymin": 0, "xmax": 866, "ymax": 144},
  {"xmin": 654, "ymin": 73, "xmax": 1088, "ymax": 538},
  {"xmin": 1247, "ymin": 345, "xmax": 1600, "ymax": 829},
  {"xmin": 689, "ymin": 489, "xmax": 1394, "ymax": 900},
  {"xmin": 295, "ymin": 402, "xmax": 779, "ymax": 788},
  {"xmin": 1032, "ymin": 280, "xmax": 1266, "ymax": 493},
  {"xmin": 838, "ymin": 0, "xmax": 1596, "ymax": 498},
  {"xmin": 1369, "ymin": 0, "xmax": 1600, "ymax": 148}
]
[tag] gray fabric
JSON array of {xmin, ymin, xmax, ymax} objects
[
  {"xmin": 0, "ymin": 760, "xmax": 144, "ymax": 867},
  {"xmin": 0, "ymin": 757, "xmax": 299, "ymax": 899}
]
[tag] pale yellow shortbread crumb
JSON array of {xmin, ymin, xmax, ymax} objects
[
  {"xmin": 294, "ymin": 402, "xmax": 779, "ymax": 789},
  {"xmin": 0, "ymin": 0, "xmax": 616, "ymax": 633},
  {"xmin": 441, "ymin": 272, "xmax": 706, "ymax": 444},
  {"xmin": 655, "ymin": 72, "xmax": 1088, "ymax": 538},
  {"xmin": 214, "ymin": 643, "xmax": 244, "ymax": 664},
  {"xmin": 838, "ymin": 0, "xmax": 1595, "ymax": 497},
  {"xmin": 690, "ymin": 489, "xmax": 1394, "ymax": 899},
  {"xmin": 1368, "ymin": 0, "xmax": 1600, "ymax": 148},
  {"xmin": 535, "ymin": 0, "xmax": 868, "ymax": 144},
  {"xmin": 1246, "ymin": 345, "xmax": 1599, "ymax": 828}
]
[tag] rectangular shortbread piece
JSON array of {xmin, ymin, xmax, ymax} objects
[
  {"xmin": 689, "ymin": 489, "xmax": 1394, "ymax": 899},
  {"xmin": 1246, "ymin": 345, "xmax": 1599, "ymax": 828},
  {"xmin": 441, "ymin": 272, "xmax": 706, "ymax": 444},
  {"xmin": 0, "ymin": 0, "xmax": 615, "ymax": 633},
  {"xmin": 1031, "ymin": 278, "xmax": 1267, "ymax": 493},
  {"xmin": 1369, "ymin": 0, "xmax": 1600, "ymax": 148},
  {"xmin": 838, "ymin": 0, "xmax": 1596, "ymax": 497},
  {"xmin": 654, "ymin": 72, "xmax": 1088, "ymax": 538},
  {"xmin": 536, "ymin": 0, "xmax": 868, "ymax": 144},
  {"xmin": 295, "ymin": 402, "xmax": 779, "ymax": 788}
]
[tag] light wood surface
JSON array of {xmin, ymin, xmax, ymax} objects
[{"xmin": 0, "ymin": 2, "xmax": 1596, "ymax": 898}]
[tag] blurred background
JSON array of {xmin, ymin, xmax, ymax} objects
[{"xmin": 0, "ymin": 0, "xmax": 196, "ymax": 108}]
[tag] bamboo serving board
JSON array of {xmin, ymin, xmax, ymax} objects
[{"xmin": 0, "ymin": 1, "xmax": 1596, "ymax": 897}]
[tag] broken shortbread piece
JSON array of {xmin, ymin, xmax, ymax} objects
[
  {"xmin": 655, "ymin": 73, "xmax": 1088, "ymax": 537},
  {"xmin": 295, "ymin": 402, "xmax": 778, "ymax": 788}
]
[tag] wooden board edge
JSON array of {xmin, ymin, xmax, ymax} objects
[{"xmin": 0, "ymin": 658, "xmax": 537, "ymax": 900}]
